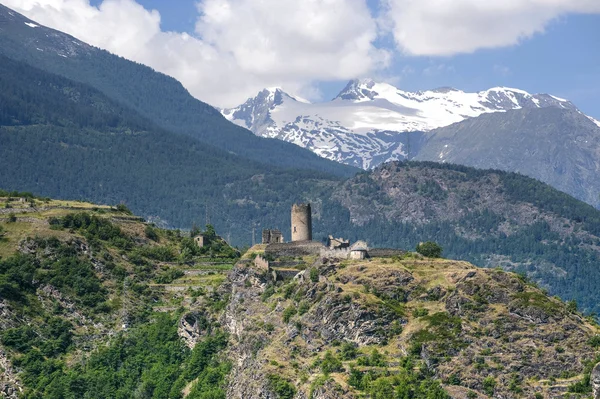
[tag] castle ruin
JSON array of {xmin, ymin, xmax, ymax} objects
[
  {"xmin": 291, "ymin": 203, "xmax": 312, "ymax": 242},
  {"xmin": 262, "ymin": 229, "xmax": 283, "ymax": 244}
]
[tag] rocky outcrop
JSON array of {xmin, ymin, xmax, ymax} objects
[
  {"xmin": 178, "ymin": 311, "xmax": 210, "ymax": 349},
  {"xmin": 223, "ymin": 254, "xmax": 599, "ymax": 399},
  {"xmin": 592, "ymin": 362, "xmax": 600, "ymax": 399},
  {"xmin": 0, "ymin": 349, "xmax": 21, "ymax": 399}
]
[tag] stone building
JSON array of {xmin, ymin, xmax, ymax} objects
[
  {"xmin": 262, "ymin": 229, "xmax": 284, "ymax": 244},
  {"xmin": 291, "ymin": 203, "xmax": 312, "ymax": 242},
  {"xmin": 328, "ymin": 235, "xmax": 349, "ymax": 249},
  {"xmin": 350, "ymin": 241, "xmax": 369, "ymax": 260},
  {"xmin": 194, "ymin": 235, "xmax": 205, "ymax": 248}
]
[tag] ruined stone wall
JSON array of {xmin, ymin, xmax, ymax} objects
[
  {"xmin": 265, "ymin": 241, "xmax": 324, "ymax": 257},
  {"xmin": 291, "ymin": 203, "xmax": 312, "ymax": 242},
  {"xmin": 320, "ymin": 247, "xmax": 351, "ymax": 259},
  {"xmin": 254, "ymin": 255, "xmax": 270, "ymax": 271}
]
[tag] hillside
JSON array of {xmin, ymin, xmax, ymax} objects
[
  {"xmin": 415, "ymin": 107, "xmax": 600, "ymax": 208},
  {"xmin": 226, "ymin": 247, "xmax": 600, "ymax": 398},
  {"xmin": 0, "ymin": 4, "xmax": 355, "ymax": 177},
  {"xmin": 0, "ymin": 194, "xmax": 238, "ymax": 398},
  {"xmin": 0, "ymin": 52, "xmax": 342, "ymax": 243},
  {"xmin": 318, "ymin": 161, "xmax": 600, "ymax": 315},
  {"xmin": 1, "ymin": 201, "xmax": 599, "ymax": 398}
]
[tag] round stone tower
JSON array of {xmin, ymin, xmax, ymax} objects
[{"xmin": 291, "ymin": 203, "xmax": 312, "ymax": 242}]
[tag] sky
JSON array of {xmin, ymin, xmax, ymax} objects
[{"xmin": 2, "ymin": 0, "xmax": 600, "ymax": 118}]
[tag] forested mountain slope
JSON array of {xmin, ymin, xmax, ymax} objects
[
  {"xmin": 0, "ymin": 4, "xmax": 355, "ymax": 177},
  {"xmin": 0, "ymin": 53, "xmax": 342, "ymax": 242},
  {"xmin": 311, "ymin": 162, "xmax": 600, "ymax": 315}
]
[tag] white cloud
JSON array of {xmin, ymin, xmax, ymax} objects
[
  {"xmin": 1, "ymin": 0, "xmax": 390, "ymax": 107},
  {"xmin": 384, "ymin": 0, "xmax": 600, "ymax": 56}
]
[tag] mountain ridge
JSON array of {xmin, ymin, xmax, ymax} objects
[
  {"xmin": 222, "ymin": 78, "xmax": 598, "ymax": 169},
  {"xmin": 0, "ymin": 3, "xmax": 356, "ymax": 177}
]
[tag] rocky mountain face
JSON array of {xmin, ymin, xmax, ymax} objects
[
  {"xmin": 222, "ymin": 80, "xmax": 600, "ymax": 209},
  {"xmin": 222, "ymin": 79, "xmax": 598, "ymax": 169},
  {"xmin": 224, "ymin": 247, "xmax": 600, "ymax": 398},
  {"xmin": 415, "ymin": 107, "xmax": 600, "ymax": 208}
]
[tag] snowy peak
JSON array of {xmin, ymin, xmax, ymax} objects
[
  {"xmin": 222, "ymin": 79, "xmax": 598, "ymax": 170},
  {"xmin": 222, "ymin": 87, "xmax": 304, "ymax": 134},
  {"xmin": 335, "ymin": 78, "xmax": 381, "ymax": 101}
]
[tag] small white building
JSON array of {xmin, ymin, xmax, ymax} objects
[{"xmin": 350, "ymin": 240, "xmax": 369, "ymax": 260}]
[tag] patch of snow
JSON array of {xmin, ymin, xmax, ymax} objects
[
  {"xmin": 588, "ymin": 116, "xmax": 600, "ymax": 128},
  {"xmin": 549, "ymin": 94, "xmax": 568, "ymax": 102},
  {"xmin": 24, "ymin": 22, "xmax": 39, "ymax": 28}
]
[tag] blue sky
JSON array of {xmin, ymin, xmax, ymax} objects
[
  {"xmin": 11, "ymin": 0, "xmax": 600, "ymax": 117},
  {"xmin": 117, "ymin": 0, "xmax": 600, "ymax": 117}
]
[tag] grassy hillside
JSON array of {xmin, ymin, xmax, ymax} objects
[
  {"xmin": 225, "ymin": 246, "xmax": 600, "ymax": 398},
  {"xmin": 0, "ymin": 196, "xmax": 237, "ymax": 398}
]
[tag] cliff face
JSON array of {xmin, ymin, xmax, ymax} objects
[{"xmin": 223, "ymin": 250, "xmax": 600, "ymax": 399}]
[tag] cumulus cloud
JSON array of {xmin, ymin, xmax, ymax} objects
[
  {"xmin": 3, "ymin": 0, "xmax": 600, "ymax": 106},
  {"xmin": 2, "ymin": 0, "xmax": 390, "ymax": 107},
  {"xmin": 384, "ymin": 0, "xmax": 600, "ymax": 56}
]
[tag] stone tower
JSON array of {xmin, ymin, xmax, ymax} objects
[{"xmin": 291, "ymin": 203, "xmax": 312, "ymax": 242}]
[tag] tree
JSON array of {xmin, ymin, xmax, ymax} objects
[{"xmin": 416, "ymin": 241, "xmax": 443, "ymax": 258}]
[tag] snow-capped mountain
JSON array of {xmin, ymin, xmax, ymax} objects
[{"xmin": 222, "ymin": 79, "xmax": 599, "ymax": 169}]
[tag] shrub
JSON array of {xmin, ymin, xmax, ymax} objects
[
  {"xmin": 267, "ymin": 375, "xmax": 296, "ymax": 399},
  {"xmin": 154, "ymin": 268, "xmax": 184, "ymax": 284},
  {"xmin": 144, "ymin": 225, "xmax": 159, "ymax": 242},
  {"xmin": 7, "ymin": 213, "xmax": 16, "ymax": 223},
  {"xmin": 320, "ymin": 351, "xmax": 343, "ymax": 374},
  {"xmin": 115, "ymin": 203, "xmax": 132, "ymax": 214},
  {"xmin": 483, "ymin": 376, "xmax": 496, "ymax": 396},
  {"xmin": 416, "ymin": 241, "xmax": 443, "ymax": 258},
  {"xmin": 282, "ymin": 306, "xmax": 297, "ymax": 323},
  {"xmin": 356, "ymin": 349, "xmax": 387, "ymax": 367},
  {"xmin": 589, "ymin": 335, "xmax": 600, "ymax": 348},
  {"xmin": 339, "ymin": 341, "xmax": 358, "ymax": 360},
  {"xmin": 309, "ymin": 267, "xmax": 319, "ymax": 283},
  {"xmin": 261, "ymin": 285, "xmax": 275, "ymax": 301},
  {"xmin": 298, "ymin": 301, "xmax": 310, "ymax": 315}
]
